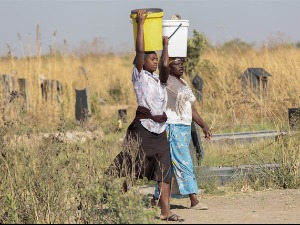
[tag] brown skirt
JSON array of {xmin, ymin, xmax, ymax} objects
[{"xmin": 106, "ymin": 120, "xmax": 171, "ymax": 183}]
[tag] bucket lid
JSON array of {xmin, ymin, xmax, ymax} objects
[
  {"xmin": 131, "ymin": 8, "xmax": 163, "ymax": 14},
  {"xmin": 130, "ymin": 8, "xmax": 163, "ymax": 19}
]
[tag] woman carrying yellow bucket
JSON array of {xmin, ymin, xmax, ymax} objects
[
  {"xmin": 106, "ymin": 9, "xmax": 184, "ymax": 222},
  {"xmin": 129, "ymin": 9, "xmax": 184, "ymax": 222}
]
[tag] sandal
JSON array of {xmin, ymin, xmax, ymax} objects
[
  {"xmin": 190, "ymin": 202, "xmax": 208, "ymax": 210},
  {"xmin": 160, "ymin": 214, "xmax": 184, "ymax": 222}
]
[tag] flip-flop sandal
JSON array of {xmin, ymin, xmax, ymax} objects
[
  {"xmin": 190, "ymin": 202, "xmax": 208, "ymax": 210},
  {"xmin": 160, "ymin": 214, "xmax": 185, "ymax": 222}
]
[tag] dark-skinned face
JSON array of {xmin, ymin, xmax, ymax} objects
[
  {"xmin": 170, "ymin": 59, "xmax": 184, "ymax": 78},
  {"xmin": 143, "ymin": 53, "xmax": 158, "ymax": 73}
]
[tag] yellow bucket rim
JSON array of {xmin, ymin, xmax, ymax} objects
[{"xmin": 130, "ymin": 8, "xmax": 163, "ymax": 19}]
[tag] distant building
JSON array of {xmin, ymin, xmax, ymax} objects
[{"xmin": 241, "ymin": 68, "xmax": 272, "ymax": 98}]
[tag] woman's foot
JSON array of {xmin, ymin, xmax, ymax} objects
[
  {"xmin": 190, "ymin": 201, "xmax": 208, "ymax": 210},
  {"xmin": 160, "ymin": 213, "xmax": 184, "ymax": 222},
  {"xmin": 190, "ymin": 194, "xmax": 208, "ymax": 210}
]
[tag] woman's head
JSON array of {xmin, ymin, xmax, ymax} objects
[
  {"xmin": 143, "ymin": 51, "xmax": 158, "ymax": 73},
  {"xmin": 133, "ymin": 51, "xmax": 158, "ymax": 73},
  {"xmin": 169, "ymin": 57, "xmax": 185, "ymax": 78}
]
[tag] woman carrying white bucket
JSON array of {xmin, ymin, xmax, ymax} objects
[
  {"xmin": 152, "ymin": 15, "xmax": 212, "ymax": 210},
  {"xmin": 152, "ymin": 56, "xmax": 212, "ymax": 210}
]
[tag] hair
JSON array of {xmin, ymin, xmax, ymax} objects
[
  {"xmin": 133, "ymin": 51, "xmax": 157, "ymax": 65},
  {"xmin": 144, "ymin": 51, "xmax": 156, "ymax": 57}
]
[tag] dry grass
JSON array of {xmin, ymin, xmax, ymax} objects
[
  {"xmin": 1, "ymin": 38, "xmax": 300, "ymax": 223},
  {"xmin": 0, "ymin": 103, "xmax": 156, "ymax": 223},
  {"xmin": 1, "ymin": 41, "xmax": 300, "ymax": 133},
  {"xmin": 191, "ymin": 46, "xmax": 300, "ymax": 132}
]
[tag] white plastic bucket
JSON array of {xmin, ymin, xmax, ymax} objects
[{"xmin": 162, "ymin": 20, "xmax": 189, "ymax": 57}]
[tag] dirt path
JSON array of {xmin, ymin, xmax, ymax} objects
[{"xmin": 158, "ymin": 188, "xmax": 300, "ymax": 224}]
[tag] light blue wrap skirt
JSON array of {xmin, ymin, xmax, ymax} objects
[{"xmin": 154, "ymin": 123, "xmax": 199, "ymax": 197}]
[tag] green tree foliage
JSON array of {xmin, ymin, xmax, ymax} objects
[
  {"xmin": 296, "ymin": 41, "xmax": 300, "ymax": 48},
  {"xmin": 185, "ymin": 30, "xmax": 208, "ymax": 78}
]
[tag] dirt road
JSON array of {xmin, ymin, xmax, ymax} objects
[{"xmin": 158, "ymin": 188, "xmax": 300, "ymax": 224}]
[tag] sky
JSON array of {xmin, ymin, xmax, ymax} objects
[{"xmin": 0, "ymin": 0, "xmax": 300, "ymax": 57}]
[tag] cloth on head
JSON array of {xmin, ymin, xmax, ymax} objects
[
  {"xmin": 169, "ymin": 57, "xmax": 185, "ymax": 65},
  {"xmin": 170, "ymin": 14, "xmax": 181, "ymax": 20}
]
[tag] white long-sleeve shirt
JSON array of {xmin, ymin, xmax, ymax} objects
[{"xmin": 132, "ymin": 67, "xmax": 168, "ymax": 134}]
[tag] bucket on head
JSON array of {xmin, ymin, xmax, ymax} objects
[
  {"xmin": 163, "ymin": 20, "xmax": 189, "ymax": 57},
  {"xmin": 130, "ymin": 8, "xmax": 164, "ymax": 51}
]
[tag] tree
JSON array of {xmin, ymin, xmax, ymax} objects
[{"xmin": 184, "ymin": 30, "xmax": 208, "ymax": 78}]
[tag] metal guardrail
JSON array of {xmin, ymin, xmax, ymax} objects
[
  {"xmin": 189, "ymin": 130, "xmax": 288, "ymax": 168},
  {"xmin": 196, "ymin": 164, "xmax": 282, "ymax": 186},
  {"xmin": 170, "ymin": 164, "xmax": 284, "ymax": 196},
  {"xmin": 205, "ymin": 130, "xmax": 287, "ymax": 144}
]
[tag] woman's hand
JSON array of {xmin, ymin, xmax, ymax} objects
[
  {"xmin": 202, "ymin": 125, "xmax": 212, "ymax": 141},
  {"xmin": 162, "ymin": 36, "xmax": 169, "ymax": 47},
  {"xmin": 136, "ymin": 9, "xmax": 147, "ymax": 24}
]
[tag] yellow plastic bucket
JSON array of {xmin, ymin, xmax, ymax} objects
[{"xmin": 130, "ymin": 8, "xmax": 164, "ymax": 51}]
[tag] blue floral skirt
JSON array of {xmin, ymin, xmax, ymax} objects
[{"xmin": 154, "ymin": 123, "xmax": 198, "ymax": 197}]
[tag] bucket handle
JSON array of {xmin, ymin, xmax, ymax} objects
[{"xmin": 168, "ymin": 23, "xmax": 182, "ymax": 40}]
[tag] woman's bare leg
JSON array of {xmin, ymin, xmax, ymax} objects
[
  {"xmin": 189, "ymin": 193, "xmax": 208, "ymax": 210},
  {"xmin": 158, "ymin": 181, "xmax": 171, "ymax": 217},
  {"xmin": 189, "ymin": 193, "xmax": 199, "ymax": 207}
]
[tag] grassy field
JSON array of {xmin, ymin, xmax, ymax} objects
[
  {"xmin": 1, "ymin": 40, "xmax": 300, "ymax": 223},
  {"xmin": 1, "ymin": 41, "xmax": 300, "ymax": 131}
]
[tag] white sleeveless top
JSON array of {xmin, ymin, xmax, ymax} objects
[{"xmin": 165, "ymin": 75, "xmax": 196, "ymax": 125}]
